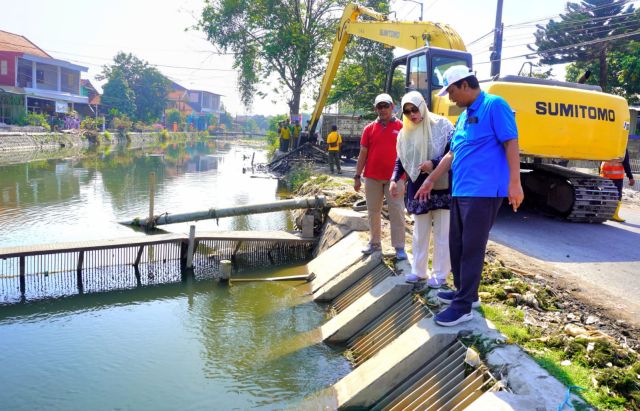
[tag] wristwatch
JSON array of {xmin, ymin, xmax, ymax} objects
[{"xmin": 354, "ymin": 174, "xmax": 361, "ymax": 179}]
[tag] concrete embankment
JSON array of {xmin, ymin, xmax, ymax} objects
[
  {"xmin": 301, "ymin": 207, "xmax": 586, "ymax": 410},
  {"xmin": 0, "ymin": 130, "xmax": 206, "ymax": 165}
]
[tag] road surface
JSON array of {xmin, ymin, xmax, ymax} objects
[{"xmin": 490, "ymin": 202, "xmax": 640, "ymax": 324}]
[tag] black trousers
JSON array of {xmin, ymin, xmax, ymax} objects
[
  {"xmin": 449, "ymin": 197, "xmax": 503, "ymax": 312},
  {"xmin": 611, "ymin": 178, "xmax": 623, "ymax": 200}
]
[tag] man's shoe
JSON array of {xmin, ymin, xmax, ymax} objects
[
  {"xmin": 395, "ymin": 248, "xmax": 408, "ymax": 260},
  {"xmin": 427, "ymin": 277, "xmax": 446, "ymax": 289},
  {"xmin": 405, "ymin": 274, "xmax": 426, "ymax": 284},
  {"xmin": 437, "ymin": 290, "xmax": 481, "ymax": 308},
  {"xmin": 435, "ymin": 306, "xmax": 473, "ymax": 327},
  {"xmin": 361, "ymin": 243, "xmax": 381, "ymax": 255}
]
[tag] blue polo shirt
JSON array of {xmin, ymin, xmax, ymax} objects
[{"xmin": 450, "ymin": 91, "xmax": 518, "ymax": 197}]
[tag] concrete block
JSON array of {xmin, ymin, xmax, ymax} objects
[
  {"xmin": 308, "ymin": 231, "xmax": 369, "ymax": 293},
  {"xmin": 314, "ymin": 222, "xmax": 354, "ymax": 256},
  {"xmin": 486, "ymin": 345, "xmax": 586, "ymax": 410},
  {"xmin": 321, "ymin": 276, "xmax": 412, "ymax": 343},
  {"xmin": 329, "ymin": 314, "xmax": 506, "ymax": 408},
  {"xmin": 327, "ymin": 207, "xmax": 368, "ymax": 232},
  {"xmin": 313, "ymin": 253, "xmax": 382, "ymax": 302},
  {"xmin": 302, "ymin": 214, "xmax": 315, "ymax": 238},
  {"xmin": 464, "ymin": 391, "xmax": 542, "ymax": 411}
]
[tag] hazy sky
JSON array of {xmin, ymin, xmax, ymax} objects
[{"xmin": 1, "ymin": 0, "xmax": 633, "ymax": 116}]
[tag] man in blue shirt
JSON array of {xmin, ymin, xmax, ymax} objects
[{"xmin": 415, "ymin": 65, "xmax": 524, "ymax": 326}]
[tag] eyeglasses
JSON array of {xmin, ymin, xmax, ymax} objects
[
  {"xmin": 375, "ymin": 102, "xmax": 390, "ymax": 109},
  {"xmin": 403, "ymin": 106, "xmax": 420, "ymax": 115}
]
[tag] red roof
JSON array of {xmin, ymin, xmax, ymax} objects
[{"xmin": 0, "ymin": 29, "xmax": 51, "ymax": 58}]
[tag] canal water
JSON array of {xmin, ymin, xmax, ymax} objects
[{"xmin": 0, "ymin": 140, "xmax": 350, "ymax": 409}]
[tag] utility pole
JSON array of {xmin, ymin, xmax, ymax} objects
[{"xmin": 490, "ymin": 0, "xmax": 504, "ymax": 78}]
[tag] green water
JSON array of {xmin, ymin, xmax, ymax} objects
[{"xmin": 0, "ymin": 140, "xmax": 350, "ymax": 409}]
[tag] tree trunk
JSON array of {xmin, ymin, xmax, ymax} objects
[
  {"xmin": 598, "ymin": 46, "xmax": 608, "ymax": 92},
  {"xmin": 288, "ymin": 80, "xmax": 303, "ymax": 116}
]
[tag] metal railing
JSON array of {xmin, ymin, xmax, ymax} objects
[{"xmin": 0, "ymin": 231, "xmax": 313, "ymax": 304}]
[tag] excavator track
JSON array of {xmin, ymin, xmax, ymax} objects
[{"xmin": 521, "ymin": 164, "xmax": 618, "ymax": 223}]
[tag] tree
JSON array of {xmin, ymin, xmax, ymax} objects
[
  {"xmin": 198, "ymin": 0, "xmax": 342, "ymax": 115},
  {"xmin": 566, "ymin": 41, "xmax": 640, "ymax": 104},
  {"xmin": 101, "ymin": 72, "xmax": 136, "ymax": 118},
  {"xmin": 327, "ymin": 0, "xmax": 392, "ymax": 114},
  {"xmin": 531, "ymin": 0, "xmax": 640, "ymax": 91},
  {"xmin": 99, "ymin": 52, "xmax": 170, "ymax": 122}
]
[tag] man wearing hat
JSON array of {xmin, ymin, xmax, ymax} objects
[
  {"xmin": 415, "ymin": 65, "xmax": 524, "ymax": 326},
  {"xmin": 353, "ymin": 93, "xmax": 407, "ymax": 259}
]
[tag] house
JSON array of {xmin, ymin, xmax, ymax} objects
[
  {"xmin": 75, "ymin": 79, "xmax": 101, "ymax": 118},
  {"xmin": 0, "ymin": 29, "xmax": 88, "ymax": 123},
  {"xmin": 166, "ymin": 81, "xmax": 222, "ymax": 131}
]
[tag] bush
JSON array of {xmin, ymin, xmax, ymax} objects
[
  {"xmin": 159, "ymin": 129, "xmax": 169, "ymax": 142},
  {"xmin": 103, "ymin": 131, "xmax": 112, "ymax": 142},
  {"xmin": 18, "ymin": 112, "xmax": 51, "ymax": 131},
  {"xmin": 111, "ymin": 115, "xmax": 133, "ymax": 138},
  {"xmin": 81, "ymin": 117, "xmax": 100, "ymax": 143}
]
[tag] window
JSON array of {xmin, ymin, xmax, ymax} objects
[
  {"xmin": 388, "ymin": 63, "xmax": 407, "ymax": 105},
  {"xmin": 61, "ymin": 68, "xmax": 79, "ymax": 94},
  {"xmin": 0, "ymin": 60, "xmax": 7, "ymax": 76},
  {"xmin": 35, "ymin": 62, "xmax": 57, "ymax": 90},
  {"xmin": 408, "ymin": 54, "xmax": 428, "ymax": 94},
  {"xmin": 17, "ymin": 58, "xmax": 32, "ymax": 87},
  {"xmin": 431, "ymin": 56, "xmax": 469, "ymax": 92}
]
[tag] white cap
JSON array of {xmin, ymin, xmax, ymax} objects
[
  {"xmin": 374, "ymin": 93, "xmax": 393, "ymax": 106},
  {"xmin": 437, "ymin": 65, "xmax": 475, "ymax": 96}
]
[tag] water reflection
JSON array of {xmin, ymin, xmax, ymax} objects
[{"xmin": 0, "ymin": 140, "xmax": 292, "ymax": 247}]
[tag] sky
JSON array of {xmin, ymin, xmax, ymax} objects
[{"xmin": 1, "ymin": 0, "xmax": 633, "ymax": 116}]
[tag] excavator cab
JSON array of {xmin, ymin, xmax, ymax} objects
[{"xmin": 386, "ymin": 47, "xmax": 471, "ymax": 122}]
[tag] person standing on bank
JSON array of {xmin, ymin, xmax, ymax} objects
[
  {"xmin": 354, "ymin": 93, "xmax": 407, "ymax": 259},
  {"xmin": 390, "ymin": 91, "xmax": 454, "ymax": 288},
  {"xmin": 326, "ymin": 124, "xmax": 342, "ymax": 174},
  {"xmin": 600, "ymin": 148, "xmax": 635, "ymax": 222},
  {"xmin": 280, "ymin": 119, "xmax": 291, "ymax": 152},
  {"xmin": 415, "ymin": 65, "xmax": 524, "ymax": 326}
]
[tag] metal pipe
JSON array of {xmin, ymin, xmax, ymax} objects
[{"xmin": 120, "ymin": 196, "xmax": 326, "ymax": 228}]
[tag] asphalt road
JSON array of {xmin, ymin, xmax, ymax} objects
[{"xmin": 490, "ymin": 203, "xmax": 640, "ymax": 323}]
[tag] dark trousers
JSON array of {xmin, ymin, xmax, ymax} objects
[
  {"xmin": 611, "ymin": 178, "xmax": 623, "ymax": 200},
  {"xmin": 449, "ymin": 197, "xmax": 503, "ymax": 312},
  {"xmin": 280, "ymin": 138, "xmax": 289, "ymax": 152},
  {"xmin": 328, "ymin": 151, "xmax": 341, "ymax": 172}
]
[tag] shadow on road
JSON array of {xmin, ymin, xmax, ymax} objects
[{"xmin": 490, "ymin": 204, "xmax": 640, "ymax": 264}]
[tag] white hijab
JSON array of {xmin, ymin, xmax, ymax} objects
[{"xmin": 396, "ymin": 91, "xmax": 447, "ymax": 182}]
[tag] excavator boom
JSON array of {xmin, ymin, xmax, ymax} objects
[{"xmin": 308, "ymin": 3, "xmax": 466, "ymax": 135}]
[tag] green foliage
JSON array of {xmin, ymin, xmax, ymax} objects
[
  {"xmin": 0, "ymin": 92, "xmax": 25, "ymax": 124},
  {"xmin": 198, "ymin": 0, "xmax": 341, "ymax": 114},
  {"xmin": 102, "ymin": 72, "xmax": 136, "ymax": 118},
  {"xmin": 165, "ymin": 109, "xmax": 183, "ymax": 129},
  {"xmin": 566, "ymin": 41, "xmax": 640, "ymax": 104},
  {"xmin": 159, "ymin": 129, "xmax": 170, "ymax": 142},
  {"xmin": 99, "ymin": 52, "xmax": 170, "ymax": 122},
  {"xmin": 103, "ymin": 131, "xmax": 112, "ymax": 142},
  {"xmin": 285, "ymin": 163, "xmax": 314, "ymax": 191},
  {"xmin": 532, "ymin": 0, "xmax": 640, "ymax": 91},
  {"xmin": 327, "ymin": 0, "xmax": 393, "ymax": 114},
  {"xmin": 18, "ymin": 112, "xmax": 51, "ymax": 131},
  {"xmin": 111, "ymin": 114, "xmax": 133, "ymax": 138}
]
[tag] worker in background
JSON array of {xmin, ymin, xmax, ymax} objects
[
  {"xmin": 293, "ymin": 121, "xmax": 302, "ymax": 148},
  {"xmin": 279, "ymin": 119, "xmax": 291, "ymax": 152},
  {"xmin": 600, "ymin": 149, "xmax": 635, "ymax": 222},
  {"xmin": 353, "ymin": 93, "xmax": 407, "ymax": 260},
  {"xmin": 326, "ymin": 124, "xmax": 342, "ymax": 174},
  {"xmin": 415, "ymin": 65, "xmax": 524, "ymax": 327},
  {"xmin": 390, "ymin": 91, "xmax": 454, "ymax": 288}
]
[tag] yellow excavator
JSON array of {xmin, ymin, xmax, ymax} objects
[{"xmin": 308, "ymin": 3, "xmax": 630, "ymax": 222}]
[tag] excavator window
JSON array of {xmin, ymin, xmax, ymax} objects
[{"xmin": 408, "ymin": 54, "xmax": 428, "ymax": 96}]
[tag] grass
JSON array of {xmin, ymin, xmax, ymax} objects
[{"xmin": 479, "ymin": 297, "xmax": 637, "ymax": 410}]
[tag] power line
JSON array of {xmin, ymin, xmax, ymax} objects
[{"xmin": 474, "ymin": 27, "xmax": 640, "ymax": 65}]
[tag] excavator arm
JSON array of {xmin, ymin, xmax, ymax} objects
[{"xmin": 308, "ymin": 2, "xmax": 466, "ymax": 135}]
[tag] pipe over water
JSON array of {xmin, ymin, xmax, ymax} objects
[{"xmin": 120, "ymin": 196, "xmax": 326, "ymax": 228}]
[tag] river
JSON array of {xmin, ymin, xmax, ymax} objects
[{"xmin": 0, "ymin": 139, "xmax": 350, "ymax": 410}]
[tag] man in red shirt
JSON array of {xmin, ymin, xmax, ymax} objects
[{"xmin": 354, "ymin": 93, "xmax": 406, "ymax": 259}]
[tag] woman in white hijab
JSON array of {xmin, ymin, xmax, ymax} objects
[{"xmin": 390, "ymin": 91, "xmax": 454, "ymax": 288}]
